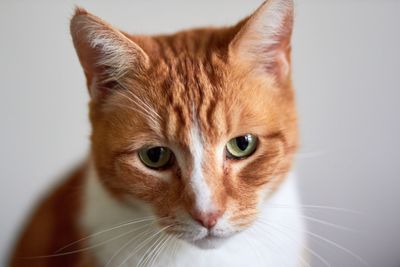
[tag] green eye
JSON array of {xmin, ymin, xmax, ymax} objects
[
  {"xmin": 138, "ymin": 146, "xmax": 173, "ymax": 169},
  {"xmin": 226, "ymin": 134, "xmax": 258, "ymax": 159}
]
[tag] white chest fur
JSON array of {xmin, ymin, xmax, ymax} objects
[{"xmin": 81, "ymin": 165, "xmax": 305, "ymax": 267}]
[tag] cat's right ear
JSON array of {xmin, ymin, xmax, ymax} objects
[{"xmin": 70, "ymin": 7, "xmax": 149, "ymax": 100}]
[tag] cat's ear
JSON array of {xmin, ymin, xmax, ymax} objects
[
  {"xmin": 70, "ymin": 7, "xmax": 149, "ymax": 99},
  {"xmin": 229, "ymin": 0, "xmax": 293, "ymax": 85}
]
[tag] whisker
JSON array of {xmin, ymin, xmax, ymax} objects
[
  {"xmin": 148, "ymin": 234, "xmax": 174, "ymax": 267},
  {"xmin": 110, "ymin": 101, "xmax": 157, "ymax": 124},
  {"xmin": 55, "ymin": 216, "xmax": 156, "ymax": 253},
  {"xmin": 304, "ymin": 229, "xmax": 369, "ymax": 266},
  {"xmin": 243, "ymin": 234, "xmax": 264, "ymax": 267},
  {"xmin": 146, "ymin": 234, "xmax": 171, "ymax": 267},
  {"xmin": 110, "ymin": 88, "xmax": 160, "ymax": 129},
  {"xmin": 105, "ymin": 225, "xmax": 155, "ymax": 267},
  {"xmin": 115, "ymin": 82, "xmax": 162, "ymax": 126},
  {"xmin": 140, "ymin": 236, "xmax": 165, "ymax": 267},
  {"xmin": 301, "ymin": 215, "xmax": 357, "ymax": 233},
  {"xmin": 137, "ymin": 232, "xmax": 166, "ymax": 267},
  {"xmin": 112, "ymin": 89, "xmax": 146, "ymax": 115},
  {"xmin": 111, "ymin": 99, "xmax": 159, "ymax": 130},
  {"xmin": 248, "ymin": 227, "xmax": 286, "ymax": 266},
  {"xmin": 117, "ymin": 224, "xmax": 173, "ymax": 267},
  {"xmin": 20, "ymin": 223, "xmax": 150, "ymax": 259},
  {"xmin": 260, "ymin": 220, "xmax": 369, "ymax": 266},
  {"xmin": 255, "ymin": 221, "xmax": 329, "ymax": 267},
  {"xmin": 123, "ymin": 87, "xmax": 162, "ymax": 120},
  {"xmin": 165, "ymin": 233, "xmax": 182, "ymax": 267},
  {"xmin": 269, "ymin": 204, "xmax": 364, "ymax": 215}
]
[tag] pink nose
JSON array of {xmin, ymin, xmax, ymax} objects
[{"xmin": 192, "ymin": 210, "xmax": 223, "ymax": 229}]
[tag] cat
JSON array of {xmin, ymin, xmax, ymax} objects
[{"xmin": 9, "ymin": 0, "xmax": 305, "ymax": 266}]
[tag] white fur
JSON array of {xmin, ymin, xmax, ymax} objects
[
  {"xmin": 81, "ymin": 162, "xmax": 305, "ymax": 267},
  {"xmin": 189, "ymin": 125, "xmax": 214, "ymax": 214}
]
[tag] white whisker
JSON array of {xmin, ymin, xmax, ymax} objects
[
  {"xmin": 111, "ymin": 89, "xmax": 160, "ymax": 130},
  {"xmin": 105, "ymin": 225, "xmax": 155, "ymax": 267},
  {"xmin": 243, "ymin": 234, "xmax": 264, "ymax": 267},
  {"xmin": 21, "ymin": 223, "xmax": 149, "ymax": 259},
  {"xmin": 269, "ymin": 204, "xmax": 364, "ymax": 215},
  {"xmin": 305, "ymin": 229, "xmax": 368, "ymax": 266},
  {"xmin": 55, "ymin": 216, "xmax": 155, "ymax": 253},
  {"xmin": 148, "ymin": 234, "xmax": 174, "ymax": 267},
  {"xmin": 115, "ymin": 81, "xmax": 162, "ymax": 126},
  {"xmin": 117, "ymin": 225, "xmax": 173, "ymax": 267},
  {"xmin": 165, "ymin": 233, "xmax": 182, "ymax": 267},
  {"xmin": 256, "ymin": 221, "xmax": 329, "ymax": 267},
  {"xmin": 302, "ymin": 215, "xmax": 357, "ymax": 232},
  {"xmin": 245, "ymin": 225, "xmax": 290, "ymax": 266},
  {"xmin": 137, "ymin": 232, "xmax": 166, "ymax": 267},
  {"xmin": 124, "ymin": 87, "xmax": 161, "ymax": 120},
  {"xmin": 261, "ymin": 220, "xmax": 368, "ymax": 266}
]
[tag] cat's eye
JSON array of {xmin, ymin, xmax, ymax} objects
[
  {"xmin": 138, "ymin": 146, "xmax": 173, "ymax": 169},
  {"xmin": 226, "ymin": 134, "xmax": 258, "ymax": 159}
]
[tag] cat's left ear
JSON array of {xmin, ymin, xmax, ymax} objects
[
  {"xmin": 70, "ymin": 7, "xmax": 149, "ymax": 100},
  {"xmin": 229, "ymin": 0, "xmax": 293, "ymax": 85}
]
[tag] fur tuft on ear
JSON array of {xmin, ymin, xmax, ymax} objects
[
  {"xmin": 70, "ymin": 7, "xmax": 149, "ymax": 99},
  {"xmin": 229, "ymin": 0, "xmax": 294, "ymax": 85}
]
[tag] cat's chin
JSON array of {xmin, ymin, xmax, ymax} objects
[{"xmin": 190, "ymin": 235, "xmax": 229, "ymax": 249}]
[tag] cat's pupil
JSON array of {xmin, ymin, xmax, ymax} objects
[
  {"xmin": 236, "ymin": 136, "xmax": 249, "ymax": 151},
  {"xmin": 147, "ymin": 147, "xmax": 162, "ymax": 162}
]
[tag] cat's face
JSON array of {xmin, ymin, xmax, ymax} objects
[{"xmin": 71, "ymin": 0, "xmax": 297, "ymax": 249}]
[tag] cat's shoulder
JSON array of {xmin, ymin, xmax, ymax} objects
[{"xmin": 9, "ymin": 163, "xmax": 97, "ymax": 267}]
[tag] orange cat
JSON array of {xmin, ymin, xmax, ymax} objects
[{"xmin": 9, "ymin": 1, "xmax": 305, "ymax": 266}]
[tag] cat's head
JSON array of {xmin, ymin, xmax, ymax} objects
[{"xmin": 71, "ymin": 0, "xmax": 297, "ymax": 249}]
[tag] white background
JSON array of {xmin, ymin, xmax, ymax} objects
[{"xmin": 1, "ymin": 1, "xmax": 399, "ymax": 266}]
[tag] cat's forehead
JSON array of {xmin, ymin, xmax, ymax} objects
[
  {"xmin": 114, "ymin": 35, "xmax": 278, "ymax": 148},
  {"xmin": 152, "ymin": 60, "xmax": 229, "ymax": 144},
  {"xmin": 135, "ymin": 75, "xmax": 270, "ymax": 149}
]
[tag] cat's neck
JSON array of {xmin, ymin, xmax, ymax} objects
[{"xmin": 80, "ymin": 161, "xmax": 305, "ymax": 267}]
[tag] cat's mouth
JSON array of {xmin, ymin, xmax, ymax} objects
[
  {"xmin": 191, "ymin": 233, "xmax": 229, "ymax": 249},
  {"xmin": 176, "ymin": 229, "xmax": 234, "ymax": 249}
]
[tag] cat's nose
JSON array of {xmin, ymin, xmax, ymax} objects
[{"xmin": 191, "ymin": 210, "xmax": 223, "ymax": 229}]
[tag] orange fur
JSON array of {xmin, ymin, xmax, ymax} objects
[
  {"xmin": 9, "ymin": 166, "xmax": 98, "ymax": 267},
  {"xmin": 9, "ymin": 1, "xmax": 298, "ymax": 266}
]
